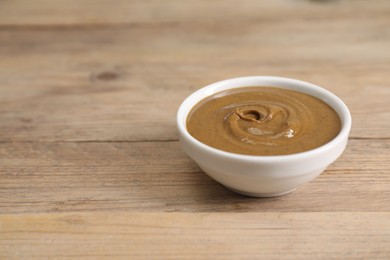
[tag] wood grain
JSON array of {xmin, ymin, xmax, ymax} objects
[
  {"xmin": 1, "ymin": 212, "xmax": 390, "ymax": 259},
  {"xmin": 1, "ymin": 0, "xmax": 389, "ymax": 27},
  {"xmin": 1, "ymin": 0, "xmax": 390, "ymax": 258},
  {"xmin": 1, "ymin": 139, "xmax": 389, "ymax": 214},
  {"xmin": 0, "ymin": 1, "xmax": 389, "ymax": 141}
]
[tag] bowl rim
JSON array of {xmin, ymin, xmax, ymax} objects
[{"xmin": 177, "ymin": 76, "xmax": 352, "ymax": 162}]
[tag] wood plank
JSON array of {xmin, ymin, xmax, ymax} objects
[
  {"xmin": 1, "ymin": 0, "xmax": 389, "ymax": 27},
  {"xmin": 1, "ymin": 212, "xmax": 389, "ymax": 259},
  {"xmin": 0, "ymin": 15, "xmax": 389, "ymax": 141},
  {"xmin": 0, "ymin": 139, "xmax": 389, "ymax": 214}
]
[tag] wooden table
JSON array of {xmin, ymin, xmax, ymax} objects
[{"xmin": 1, "ymin": 0, "xmax": 389, "ymax": 258}]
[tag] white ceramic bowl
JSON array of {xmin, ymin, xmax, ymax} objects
[{"xmin": 177, "ymin": 76, "xmax": 352, "ymax": 197}]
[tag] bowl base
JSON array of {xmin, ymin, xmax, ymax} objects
[{"xmin": 225, "ymin": 186, "xmax": 298, "ymax": 198}]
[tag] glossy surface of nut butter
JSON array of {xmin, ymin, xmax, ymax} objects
[{"xmin": 186, "ymin": 87, "xmax": 341, "ymax": 155}]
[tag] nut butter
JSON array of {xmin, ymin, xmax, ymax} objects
[{"xmin": 186, "ymin": 87, "xmax": 341, "ymax": 155}]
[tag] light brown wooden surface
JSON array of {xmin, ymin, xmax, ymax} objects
[
  {"xmin": 1, "ymin": 139, "xmax": 389, "ymax": 214},
  {"xmin": 2, "ymin": 212, "xmax": 390, "ymax": 259},
  {"xmin": 0, "ymin": 0, "xmax": 389, "ymax": 259}
]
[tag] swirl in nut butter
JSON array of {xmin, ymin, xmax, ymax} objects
[{"xmin": 187, "ymin": 87, "xmax": 341, "ymax": 156}]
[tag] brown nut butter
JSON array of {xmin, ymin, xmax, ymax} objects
[{"xmin": 186, "ymin": 87, "xmax": 341, "ymax": 156}]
